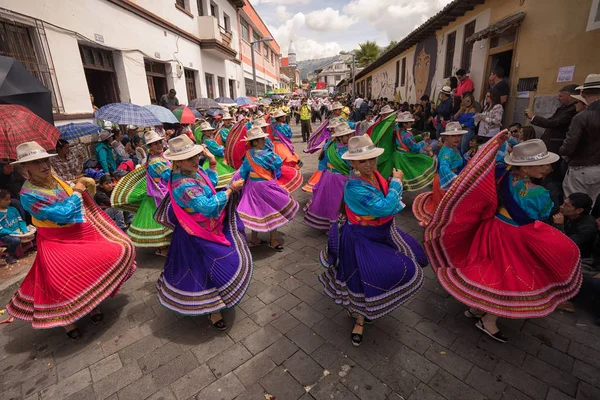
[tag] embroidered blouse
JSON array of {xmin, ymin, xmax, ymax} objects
[
  {"xmin": 438, "ymin": 145, "xmax": 466, "ymax": 190},
  {"xmin": 395, "ymin": 127, "xmax": 425, "ymax": 153},
  {"xmin": 508, "ymin": 178, "xmax": 553, "ymax": 221},
  {"xmin": 239, "ymin": 148, "xmax": 282, "ymax": 181},
  {"xmin": 199, "ymin": 137, "xmax": 225, "ymax": 158},
  {"xmin": 20, "ymin": 180, "xmax": 84, "ymax": 225},
  {"xmin": 317, "ymin": 140, "xmax": 350, "ymax": 173},
  {"xmin": 219, "ymin": 127, "xmax": 231, "ymax": 145},
  {"xmin": 344, "ymin": 173, "xmax": 404, "ymax": 218},
  {"xmin": 272, "ymin": 123, "xmax": 293, "ymax": 141},
  {"xmin": 171, "ymin": 170, "xmax": 227, "ymax": 218},
  {"xmin": 147, "ymin": 154, "xmax": 171, "ymax": 183}
]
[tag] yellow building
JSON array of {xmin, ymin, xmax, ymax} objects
[{"xmin": 354, "ymin": 0, "xmax": 600, "ymax": 124}]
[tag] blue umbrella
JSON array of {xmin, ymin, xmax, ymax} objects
[
  {"xmin": 206, "ymin": 109, "xmax": 224, "ymax": 117},
  {"xmin": 143, "ymin": 105, "xmax": 179, "ymax": 124},
  {"xmin": 215, "ymin": 97, "xmax": 236, "ymax": 104},
  {"xmin": 95, "ymin": 103, "xmax": 161, "ymax": 126},
  {"xmin": 190, "ymin": 108, "xmax": 203, "ymax": 118},
  {"xmin": 57, "ymin": 122, "xmax": 101, "ymax": 141},
  {"xmin": 235, "ymin": 97, "xmax": 255, "ymax": 105}
]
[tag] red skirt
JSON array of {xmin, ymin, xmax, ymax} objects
[
  {"xmin": 412, "ymin": 174, "xmax": 445, "ymax": 227},
  {"xmin": 273, "ymin": 142, "xmax": 300, "ymax": 168},
  {"xmin": 7, "ymin": 193, "xmax": 136, "ymax": 328},
  {"xmin": 424, "ymin": 134, "xmax": 581, "ymax": 319},
  {"xmin": 278, "ymin": 166, "xmax": 303, "ymax": 193}
]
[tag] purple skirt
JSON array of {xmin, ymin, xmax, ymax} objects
[
  {"xmin": 319, "ymin": 219, "xmax": 427, "ymax": 320},
  {"xmin": 237, "ymin": 178, "xmax": 299, "ymax": 232},
  {"xmin": 304, "ymin": 170, "xmax": 347, "ymax": 230},
  {"xmin": 155, "ymin": 197, "xmax": 252, "ymax": 316}
]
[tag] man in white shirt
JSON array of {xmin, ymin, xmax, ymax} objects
[{"xmin": 354, "ymin": 96, "xmax": 364, "ymax": 110}]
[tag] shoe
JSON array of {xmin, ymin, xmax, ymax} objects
[
  {"xmin": 6, "ymin": 255, "xmax": 17, "ymax": 264},
  {"xmin": 464, "ymin": 309, "xmax": 483, "ymax": 319},
  {"xmin": 351, "ymin": 322, "xmax": 364, "ymax": 347},
  {"xmin": 66, "ymin": 327, "xmax": 82, "ymax": 341},
  {"xmin": 90, "ymin": 310, "xmax": 104, "ymax": 325},
  {"xmin": 475, "ymin": 319, "xmax": 508, "ymax": 343},
  {"xmin": 209, "ymin": 315, "xmax": 227, "ymax": 331},
  {"xmin": 346, "ymin": 309, "xmax": 372, "ymax": 325},
  {"xmin": 269, "ymin": 244, "xmax": 284, "ymax": 252}
]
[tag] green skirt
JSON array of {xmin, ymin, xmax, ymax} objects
[
  {"xmin": 202, "ymin": 156, "xmax": 236, "ymax": 189},
  {"xmin": 127, "ymin": 195, "xmax": 172, "ymax": 247},
  {"xmin": 393, "ymin": 151, "xmax": 437, "ymax": 191}
]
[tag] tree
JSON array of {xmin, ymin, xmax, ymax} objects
[
  {"xmin": 354, "ymin": 41, "xmax": 381, "ymax": 67},
  {"xmin": 383, "ymin": 40, "xmax": 398, "ymax": 54}
]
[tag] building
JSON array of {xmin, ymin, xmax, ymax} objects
[
  {"xmin": 316, "ymin": 56, "xmax": 353, "ymax": 94},
  {"xmin": 281, "ymin": 57, "xmax": 301, "ymax": 92},
  {"xmin": 238, "ymin": 2, "xmax": 281, "ymax": 97},
  {"xmin": 0, "ymin": 0, "xmax": 258, "ymax": 124},
  {"xmin": 354, "ymin": 0, "xmax": 600, "ymax": 124}
]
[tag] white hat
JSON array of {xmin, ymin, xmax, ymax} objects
[
  {"xmin": 103, "ymin": 121, "xmax": 113, "ymax": 130},
  {"xmin": 440, "ymin": 121, "xmax": 468, "ymax": 135},
  {"xmin": 441, "ymin": 86, "xmax": 452, "ymax": 95},
  {"xmin": 243, "ymin": 126, "xmax": 269, "ymax": 142},
  {"xmin": 379, "ymin": 105, "xmax": 395, "ymax": 116},
  {"xmin": 98, "ymin": 129, "xmax": 114, "ymax": 142},
  {"xmin": 331, "ymin": 102, "xmax": 343, "ymax": 111},
  {"xmin": 11, "ymin": 141, "xmax": 58, "ymax": 165},
  {"xmin": 571, "ymin": 94, "xmax": 588, "ymax": 104},
  {"xmin": 164, "ymin": 135, "xmax": 205, "ymax": 161},
  {"xmin": 504, "ymin": 139, "xmax": 560, "ymax": 166},
  {"xmin": 342, "ymin": 134, "xmax": 384, "ymax": 160},
  {"xmin": 144, "ymin": 130, "xmax": 163, "ymax": 145},
  {"xmin": 222, "ymin": 112, "xmax": 233, "ymax": 120},
  {"xmin": 395, "ymin": 112, "xmax": 415, "ymax": 123},
  {"xmin": 127, "ymin": 125, "xmax": 138, "ymax": 130},
  {"xmin": 328, "ymin": 119, "xmax": 342, "ymax": 131},
  {"xmin": 199, "ymin": 121, "xmax": 215, "ymax": 131},
  {"xmin": 272, "ymin": 109, "xmax": 287, "ymax": 119},
  {"xmin": 253, "ymin": 118, "xmax": 269, "ymax": 128},
  {"xmin": 576, "ymin": 74, "xmax": 600, "ymax": 91},
  {"xmin": 255, "ymin": 111, "xmax": 265, "ymax": 118},
  {"xmin": 331, "ymin": 122, "xmax": 355, "ymax": 138}
]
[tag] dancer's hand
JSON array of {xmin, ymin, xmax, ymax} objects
[
  {"xmin": 392, "ymin": 168, "xmax": 404, "ymax": 181},
  {"xmin": 231, "ymin": 179, "xmax": 244, "ymax": 191},
  {"xmin": 73, "ymin": 182, "xmax": 87, "ymax": 193},
  {"xmin": 203, "ymin": 148, "xmax": 216, "ymax": 161}
]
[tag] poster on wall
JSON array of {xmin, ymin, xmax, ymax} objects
[{"xmin": 557, "ymin": 66, "xmax": 575, "ymax": 82}]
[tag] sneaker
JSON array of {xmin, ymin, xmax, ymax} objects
[{"xmin": 6, "ymin": 255, "xmax": 17, "ymax": 264}]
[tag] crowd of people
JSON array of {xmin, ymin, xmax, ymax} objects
[{"xmin": 1, "ymin": 72, "xmax": 599, "ymax": 348}]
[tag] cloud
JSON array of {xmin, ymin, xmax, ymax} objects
[
  {"xmin": 275, "ymin": 5, "xmax": 291, "ymax": 20},
  {"xmin": 305, "ymin": 8, "xmax": 358, "ymax": 31}
]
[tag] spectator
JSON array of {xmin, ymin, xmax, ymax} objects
[
  {"xmin": 311, "ymin": 97, "xmax": 322, "ymax": 123},
  {"xmin": 571, "ymin": 93, "xmax": 588, "ymax": 113},
  {"xmin": 122, "ymin": 125, "xmax": 139, "ymax": 147},
  {"xmin": 159, "ymin": 89, "xmax": 179, "ymax": 109},
  {"xmin": 358, "ymin": 111, "xmax": 374, "ymax": 135},
  {"xmin": 488, "ymin": 66, "xmax": 510, "ymax": 105},
  {"xmin": 353, "ymin": 95, "xmax": 364, "ymax": 110},
  {"xmin": 455, "ymin": 92, "xmax": 478, "ymax": 152},
  {"xmin": 455, "ymin": 69, "xmax": 474, "ymax": 97},
  {"xmin": 508, "ymin": 122, "xmax": 523, "ymax": 142},
  {"xmin": 419, "ymin": 95, "xmax": 435, "ymax": 134},
  {"xmin": 133, "ymin": 137, "xmax": 147, "ymax": 166},
  {"xmin": 553, "ymin": 193, "xmax": 597, "ymax": 259},
  {"xmin": 521, "ymin": 125, "xmax": 536, "ymax": 141},
  {"xmin": 475, "ymin": 88, "xmax": 503, "ymax": 141},
  {"xmin": 434, "ymin": 86, "xmax": 453, "ymax": 138},
  {"xmin": 94, "ymin": 175, "xmax": 127, "ymax": 231},
  {"xmin": 112, "ymin": 131, "xmax": 131, "ymax": 165},
  {"xmin": 560, "ymin": 73, "xmax": 600, "ymax": 204},
  {"xmin": 0, "ymin": 189, "xmax": 29, "ymax": 264},
  {"xmin": 95, "ymin": 128, "xmax": 117, "ymax": 175},
  {"xmin": 299, "ymin": 99, "xmax": 312, "ymax": 142},
  {"xmin": 49, "ymin": 139, "xmax": 83, "ymax": 182}
]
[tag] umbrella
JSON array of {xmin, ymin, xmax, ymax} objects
[
  {"xmin": 172, "ymin": 105, "xmax": 196, "ymax": 124},
  {"xmin": 95, "ymin": 103, "xmax": 161, "ymax": 126},
  {"xmin": 215, "ymin": 97, "xmax": 236, "ymax": 104},
  {"xmin": 190, "ymin": 108, "xmax": 203, "ymax": 118},
  {"xmin": 265, "ymin": 91, "xmax": 275, "ymax": 96},
  {"xmin": 0, "ymin": 55, "xmax": 54, "ymax": 124},
  {"xmin": 235, "ymin": 97, "xmax": 255, "ymax": 106},
  {"xmin": 260, "ymin": 98, "xmax": 272, "ymax": 105},
  {"xmin": 57, "ymin": 122, "xmax": 101, "ymax": 141},
  {"xmin": 143, "ymin": 105, "xmax": 179, "ymax": 124},
  {"xmin": 240, "ymin": 104, "xmax": 258, "ymax": 109},
  {"xmin": 272, "ymin": 95, "xmax": 284, "ymax": 100},
  {"xmin": 0, "ymin": 104, "xmax": 61, "ymax": 159},
  {"xmin": 189, "ymin": 98, "xmax": 220, "ymax": 110},
  {"xmin": 206, "ymin": 109, "xmax": 224, "ymax": 117}
]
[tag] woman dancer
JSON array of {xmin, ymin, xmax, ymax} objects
[
  {"xmin": 413, "ymin": 122, "xmax": 467, "ymax": 226},
  {"xmin": 237, "ymin": 127, "xmax": 299, "ymax": 252},
  {"xmin": 304, "ymin": 122, "xmax": 354, "ymax": 230},
  {"xmin": 7, "ymin": 142, "xmax": 136, "ymax": 339},
  {"xmin": 195, "ymin": 121, "xmax": 236, "ymax": 188},
  {"xmin": 271, "ymin": 109, "xmax": 302, "ymax": 169},
  {"xmin": 319, "ymin": 135, "xmax": 427, "ymax": 346},
  {"xmin": 155, "ymin": 135, "xmax": 250, "ymax": 330},
  {"xmin": 423, "ymin": 136, "xmax": 581, "ymax": 342},
  {"xmin": 112, "ymin": 131, "xmax": 172, "ymax": 255}
]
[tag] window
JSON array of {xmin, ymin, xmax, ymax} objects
[
  {"xmin": 228, "ymin": 79, "xmax": 236, "ymax": 99},
  {"xmin": 196, "ymin": 0, "xmax": 204, "ymax": 15},
  {"xmin": 241, "ymin": 19, "xmax": 249, "ymax": 41},
  {"xmin": 444, "ymin": 31, "xmax": 456, "ymax": 78},
  {"xmin": 79, "ymin": 45, "xmax": 120, "ymax": 107},
  {"xmin": 210, "ymin": 2, "xmax": 219, "ymax": 24},
  {"xmin": 401, "ymin": 57, "xmax": 406, "ymax": 86},
  {"xmin": 271, "ymin": 52, "xmax": 275, "ymax": 64},
  {"xmin": 205, "ymin": 73, "xmax": 215, "ymax": 98},
  {"xmin": 334, "ymin": 75, "xmax": 341, "ymax": 81},
  {"xmin": 185, "ymin": 69, "xmax": 197, "ymax": 101},
  {"xmin": 217, "ymin": 76, "xmax": 225, "ymax": 97},
  {"xmin": 223, "ymin": 13, "xmax": 230, "ymax": 31},
  {"xmin": 253, "ymin": 30, "xmax": 260, "ymax": 47},
  {"xmin": 264, "ymin": 45, "xmax": 269, "ymax": 58},
  {"xmin": 145, "ymin": 61, "xmax": 168, "ymax": 103},
  {"xmin": 461, "ymin": 21, "xmax": 476, "ymax": 72},
  {"xmin": 176, "ymin": 0, "xmax": 185, "ymax": 8},
  {"xmin": 395, "ymin": 60, "xmax": 400, "ymax": 87}
]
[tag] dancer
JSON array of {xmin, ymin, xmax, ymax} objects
[
  {"xmin": 302, "ymin": 119, "xmax": 341, "ymax": 192},
  {"xmin": 319, "ymin": 135, "xmax": 426, "ymax": 346},
  {"xmin": 112, "ymin": 131, "xmax": 172, "ymax": 255},
  {"xmin": 330, "ymin": 102, "xmax": 356, "ymax": 129},
  {"xmin": 271, "ymin": 109, "xmax": 302, "ymax": 169},
  {"xmin": 155, "ymin": 135, "xmax": 251, "ymax": 330},
  {"xmin": 218, "ymin": 112, "xmax": 234, "ymax": 145},
  {"xmin": 195, "ymin": 121, "xmax": 236, "ymax": 188},
  {"xmin": 423, "ymin": 135, "xmax": 582, "ymax": 342},
  {"xmin": 413, "ymin": 122, "xmax": 467, "ymax": 226},
  {"xmin": 6, "ymin": 142, "xmax": 136, "ymax": 339},
  {"xmin": 237, "ymin": 127, "xmax": 299, "ymax": 252},
  {"xmin": 304, "ymin": 122, "xmax": 354, "ymax": 230}
]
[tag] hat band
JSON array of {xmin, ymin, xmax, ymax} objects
[
  {"xmin": 348, "ymin": 144, "xmax": 376, "ymax": 155},
  {"xmin": 170, "ymin": 144, "xmax": 196, "ymax": 155},
  {"xmin": 18, "ymin": 148, "xmax": 49, "ymax": 160},
  {"xmin": 583, "ymin": 81, "xmax": 600, "ymax": 88},
  {"xmin": 511, "ymin": 151, "xmax": 549, "ymax": 163}
]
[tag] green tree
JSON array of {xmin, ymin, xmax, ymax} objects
[
  {"xmin": 354, "ymin": 41, "xmax": 381, "ymax": 67},
  {"xmin": 383, "ymin": 40, "xmax": 398, "ymax": 54}
]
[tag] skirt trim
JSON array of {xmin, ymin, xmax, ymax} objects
[{"xmin": 238, "ymin": 197, "xmax": 299, "ymax": 232}]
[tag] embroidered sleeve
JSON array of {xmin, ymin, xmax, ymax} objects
[
  {"xmin": 148, "ymin": 159, "xmax": 171, "ymax": 182},
  {"xmin": 203, "ymin": 139, "xmax": 225, "ymax": 157},
  {"xmin": 345, "ymin": 179, "xmax": 404, "ymax": 217},
  {"xmin": 21, "ymin": 187, "xmax": 84, "ymax": 225},
  {"xmin": 438, "ymin": 150, "xmax": 458, "ymax": 190},
  {"xmin": 402, "ymin": 132, "xmax": 425, "ymax": 153},
  {"xmin": 173, "ymin": 179, "xmax": 227, "ymax": 217}
]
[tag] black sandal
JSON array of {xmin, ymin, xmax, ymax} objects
[
  {"xmin": 90, "ymin": 310, "xmax": 104, "ymax": 325},
  {"xmin": 269, "ymin": 244, "xmax": 284, "ymax": 252},
  {"xmin": 464, "ymin": 309, "xmax": 483, "ymax": 319},
  {"xmin": 66, "ymin": 327, "xmax": 82, "ymax": 341},
  {"xmin": 248, "ymin": 239, "xmax": 267, "ymax": 248},
  {"xmin": 346, "ymin": 309, "xmax": 372, "ymax": 325},
  {"xmin": 209, "ymin": 315, "xmax": 227, "ymax": 331},
  {"xmin": 475, "ymin": 319, "xmax": 508, "ymax": 343},
  {"xmin": 351, "ymin": 322, "xmax": 364, "ymax": 347}
]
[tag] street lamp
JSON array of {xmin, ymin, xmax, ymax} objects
[
  {"xmin": 339, "ymin": 51, "xmax": 356, "ymax": 96},
  {"xmin": 251, "ymin": 36, "xmax": 273, "ymax": 97}
]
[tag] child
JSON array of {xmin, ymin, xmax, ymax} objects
[
  {"xmin": 0, "ymin": 189, "xmax": 29, "ymax": 264},
  {"xmin": 133, "ymin": 136, "xmax": 146, "ymax": 166},
  {"xmin": 358, "ymin": 111, "xmax": 375, "ymax": 136},
  {"xmin": 465, "ymin": 136, "xmax": 480, "ymax": 160},
  {"xmin": 94, "ymin": 175, "xmax": 127, "ymax": 231}
]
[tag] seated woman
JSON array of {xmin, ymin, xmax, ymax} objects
[
  {"xmin": 237, "ymin": 127, "xmax": 299, "ymax": 252},
  {"xmin": 413, "ymin": 122, "xmax": 467, "ymax": 226},
  {"xmin": 271, "ymin": 109, "xmax": 302, "ymax": 169},
  {"xmin": 304, "ymin": 122, "xmax": 354, "ymax": 230},
  {"xmin": 195, "ymin": 121, "xmax": 236, "ymax": 189},
  {"xmin": 319, "ymin": 135, "xmax": 427, "ymax": 347},
  {"xmin": 423, "ymin": 136, "xmax": 581, "ymax": 342},
  {"xmin": 155, "ymin": 135, "xmax": 250, "ymax": 331},
  {"xmin": 6, "ymin": 141, "xmax": 136, "ymax": 340}
]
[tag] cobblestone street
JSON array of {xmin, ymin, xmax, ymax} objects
[{"xmin": 1, "ymin": 123, "xmax": 599, "ymax": 400}]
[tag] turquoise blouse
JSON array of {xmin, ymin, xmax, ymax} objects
[
  {"xmin": 509, "ymin": 178, "xmax": 553, "ymax": 221},
  {"xmin": 171, "ymin": 169, "xmax": 227, "ymax": 218},
  {"xmin": 317, "ymin": 140, "xmax": 350, "ymax": 172},
  {"xmin": 20, "ymin": 181, "xmax": 84, "ymax": 225},
  {"xmin": 239, "ymin": 148, "xmax": 282, "ymax": 181},
  {"xmin": 344, "ymin": 174, "xmax": 404, "ymax": 218},
  {"xmin": 396, "ymin": 127, "xmax": 425, "ymax": 153},
  {"xmin": 438, "ymin": 145, "xmax": 465, "ymax": 190}
]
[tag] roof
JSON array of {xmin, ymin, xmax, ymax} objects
[
  {"xmin": 355, "ymin": 0, "xmax": 485, "ymax": 80},
  {"xmin": 281, "ymin": 57, "xmax": 289, "ymax": 67},
  {"xmin": 466, "ymin": 11, "xmax": 525, "ymax": 43}
]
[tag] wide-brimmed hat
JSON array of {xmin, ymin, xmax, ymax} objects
[
  {"xmin": 144, "ymin": 130, "xmax": 163, "ymax": 145},
  {"xmin": 163, "ymin": 135, "xmax": 205, "ymax": 161},
  {"xmin": 395, "ymin": 111, "xmax": 415, "ymax": 122},
  {"xmin": 98, "ymin": 129, "xmax": 114, "ymax": 142},
  {"xmin": 272, "ymin": 109, "xmax": 287, "ymax": 119},
  {"xmin": 379, "ymin": 105, "xmax": 395, "ymax": 116},
  {"xmin": 199, "ymin": 121, "xmax": 215, "ymax": 131},
  {"xmin": 576, "ymin": 74, "xmax": 600, "ymax": 91},
  {"xmin": 243, "ymin": 126, "xmax": 269, "ymax": 142},
  {"xmin": 127, "ymin": 125, "xmax": 138, "ymax": 131},
  {"xmin": 329, "ymin": 119, "xmax": 342, "ymax": 131},
  {"xmin": 255, "ymin": 111, "xmax": 265, "ymax": 118},
  {"xmin": 504, "ymin": 139, "xmax": 560, "ymax": 166},
  {"xmin": 441, "ymin": 121, "xmax": 468, "ymax": 135},
  {"xmin": 331, "ymin": 102, "xmax": 343, "ymax": 111},
  {"xmin": 11, "ymin": 141, "xmax": 58, "ymax": 165},
  {"xmin": 252, "ymin": 118, "xmax": 269, "ymax": 128},
  {"xmin": 331, "ymin": 122, "xmax": 355, "ymax": 138},
  {"xmin": 571, "ymin": 94, "xmax": 588, "ymax": 104},
  {"xmin": 342, "ymin": 134, "xmax": 384, "ymax": 160},
  {"xmin": 222, "ymin": 112, "xmax": 233, "ymax": 120},
  {"xmin": 441, "ymin": 86, "xmax": 452, "ymax": 95}
]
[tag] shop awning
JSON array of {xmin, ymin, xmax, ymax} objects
[{"xmin": 466, "ymin": 12, "xmax": 526, "ymax": 43}]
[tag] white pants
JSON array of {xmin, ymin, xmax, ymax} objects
[{"xmin": 563, "ymin": 164, "xmax": 600, "ymax": 205}]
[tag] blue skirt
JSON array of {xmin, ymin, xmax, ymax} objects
[{"xmin": 319, "ymin": 219, "xmax": 427, "ymax": 320}]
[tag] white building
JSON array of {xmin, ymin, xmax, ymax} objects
[
  {"xmin": 316, "ymin": 57, "xmax": 353, "ymax": 94},
  {"xmin": 0, "ymin": 0, "xmax": 246, "ymax": 123}
]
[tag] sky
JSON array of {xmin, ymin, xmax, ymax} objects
[{"xmin": 250, "ymin": 0, "xmax": 454, "ymax": 61}]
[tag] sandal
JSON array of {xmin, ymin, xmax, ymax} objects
[
  {"xmin": 90, "ymin": 310, "xmax": 104, "ymax": 325},
  {"xmin": 351, "ymin": 322, "xmax": 364, "ymax": 347},
  {"xmin": 66, "ymin": 327, "xmax": 82, "ymax": 341},
  {"xmin": 248, "ymin": 239, "xmax": 267, "ymax": 248},
  {"xmin": 155, "ymin": 249, "xmax": 168, "ymax": 257},
  {"xmin": 209, "ymin": 315, "xmax": 227, "ymax": 331},
  {"xmin": 269, "ymin": 244, "xmax": 284, "ymax": 252},
  {"xmin": 475, "ymin": 319, "xmax": 508, "ymax": 343},
  {"xmin": 464, "ymin": 309, "xmax": 483, "ymax": 319},
  {"xmin": 346, "ymin": 309, "xmax": 373, "ymax": 325}
]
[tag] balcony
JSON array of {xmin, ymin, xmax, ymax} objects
[{"xmin": 197, "ymin": 16, "xmax": 237, "ymax": 59}]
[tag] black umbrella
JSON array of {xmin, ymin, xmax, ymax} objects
[{"xmin": 0, "ymin": 55, "xmax": 54, "ymax": 124}]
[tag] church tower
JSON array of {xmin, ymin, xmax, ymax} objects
[{"xmin": 288, "ymin": 40, "xmax": 297, "ymax": 66}]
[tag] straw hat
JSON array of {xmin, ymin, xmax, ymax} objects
[
  {"xmin": 331, "ymin": 122, "xmax": 355, "ymax": 138},
  {"xmin": 255, "ymin": 111, "xmax": 265, "ymax": 118},
  {"xmin": 127, "ymin": 125, "xmax": 138, "ymax": 131},
  {"xmin": 331, "ymin": 102, "xmax": 343, "ymax": 111},
  {"xmin": 222, "ymin": 112, "xmax": 233, "ymax": 120},
  {"xmin": 571, "ymin": 94, "xmax": 588, "ymax": 105},
  {"xmin": 576, "ymin": 74, "xmax": 600, "ymax": 90},
  {"xmin": 98, "ymin": 129, "xmax": 114, "ymax": 142},
  {"xmin": 441, "ymin": 86, "xmax": 452, "ymax": 95},
  {"xmin": 329, "ymin": 119, "xmax": 342, "ymax": 131},
  {"xmin": 144, "ymin": 130, "xmax": 163, "ymax": 145},
  {"xmin": 11, "ymin": 141, "xmax": 58, "ymax": 165},
  {"xmin": 272, "ymin": 109, "xmax": 287, "ymax": 119},
  {"xmin": 252, "ymin": 118, "xmax": 269, "ymax": 128},
  {"xmin": 163, "ymin": 135, "xmax": 205, "ymax": 161},
  {"xmin": 440, "ymin": 121, "xmax": 468, "ymax": 135},
  {"xmin": 504, "ymin": 139, "xmax": 560, "ymax": 166},
  {"xmin": 243, "ymin": 126, "xmax": 269, "ymax": 142},
  {"xmin": 379, "ymin": 105, "xmax": 395, "ymax": 116},
  {"xmin": 342, "ymin": 135, "xmax": 384, "ymax": 160},
  {"xmin": 200, "ymin": 121, "xmax": 215, "ymax": 131},
  {"xmin": 395, "ymin": 112, "xmax": 415, "ymax": 122}
]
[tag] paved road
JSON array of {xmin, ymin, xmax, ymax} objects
[{"xmin": 1, "ymin": 123, "xmax": 599, "ymax": 400}]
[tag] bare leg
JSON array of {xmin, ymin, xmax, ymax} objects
[{"xmin": 351, "ymin": 314, "xmax": 365, "ymax": 346}]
